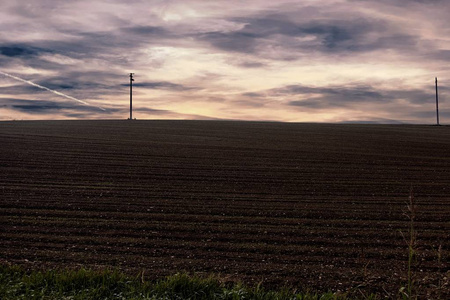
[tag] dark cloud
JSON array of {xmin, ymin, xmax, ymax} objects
[
  {"xmin": 0, "ymin": 46, "xmax": 37, "ymax": 57},
  {"xmin": 242, "ymin": 92, "xmax": 264, "ymax": 98},
  {"xmin": 197, "ymin": 15, "xmax": 390, "ymax": 56},
  {"xmin": 133, "ymin": 106, "xmax": 220, "ymax": 120},
  {"xmin": 134, "ymin": 107, "xmax": 173, "ymax": 114},
  {"xmin": 341, "ymin": 118, "xmax": 405, "ymax": 124},
  {"xmin": 122, "ymin": 25, "xmax": 171, "ymax": 37},
  {"xmin": 302, "ymin": 24, "xmax": 354, "ymax": 49},
  {"xmin": 72, "ymin": 25, "xmax": 174, "ymax": 52},
  {"xmin": 236, "ymin": 61, "xmax": 267, "ymax": 68},
  {"xmin": 0, "ymin": 23, "xmax": 177, "ymax": 90},
  {"xmin": 350, "ymin": 0, "xmax": 445, "ymax": 5},
  {"xmin": 0, "ymin": 43, "xmax": 57, "ymax": 56},
  {"xmin": 0, "ymin": 27, "xmax": 166, "ymax": 68},
  {"xmin": 30, "ymin": 38, "xmax": 123, "ymax": 61},
  {"xmin": 51, "ymin": 25, "xmax": 175, "ymax": 61},
  {"xmin": 3, "ymin": 3, "xmax": 420, "ymax": 71},
  {"xmin": 0, "ymin": 98, "xmax": 114, "ymax": 115},
  {"xmin": 37, "ymin": 77, "xmax": 114, "ymax": 91},
  {"xmin": 409, "ymin": 111, "xmax": 450, "ymax": 119},
  {"xmin": 0, "ymin": 41, "xmax": 99, "ymax": 74},
  {"xmin": 198, "ymin": 31, "xmax": 260, "ymax": 53},
  {"xmin": 277, "ymin": 84, "xmax": 386, "ymax": 109},
  {"xmin": 0, "ymin": 97, "xmax": 216, "ymax": 120},
  {"xmin": 388, "ymin": 89, "xmax": 436, "ymax": 105},
  {"xmin": 123, "ymin": 81, "xmax": 195, "ymax": 91},
  {"xmin": 0, "ymin": 71, "xmax": 127, "ymax": 100},
  {"xmin": 0, "ymin": 82, "xmax": 55, "ymax": 95},
  {"xmin": 64, "ymin": 113, "xmax": 95, "ymax": 118},
  {"xmin": 246, "ymin": 83, "xmax": 436, "ymax": 110}
]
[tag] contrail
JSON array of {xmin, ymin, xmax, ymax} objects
[{"xmin": 0, "ymin": 70, "xmax": 106, "ymax": 111}]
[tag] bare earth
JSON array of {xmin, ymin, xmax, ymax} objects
[{"xmin": 0, "ymin": 120, "xmax": 449, "ymax": 297}]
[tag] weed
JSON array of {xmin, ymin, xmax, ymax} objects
[
  {"xmin": 399, "ymin": 187, "xmax": 418, "ymax": 300},
  {"xmin": 433, "ymin": 244, "xmax": 444, "ymax": 300}
]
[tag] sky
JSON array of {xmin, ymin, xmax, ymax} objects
[{"xmin": 0, "ymin": 0, "xmax": 449, "ymax": 123}]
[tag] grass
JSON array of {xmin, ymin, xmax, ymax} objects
[{"xmin": 0, "ymin": 264, "xmax": 378, "ymax": 300}]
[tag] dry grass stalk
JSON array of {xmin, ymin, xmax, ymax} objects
[{"xmin": 399, "ymin": 187, "xmax": 418, "ymax": 300}]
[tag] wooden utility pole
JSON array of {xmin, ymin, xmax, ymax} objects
[
  {"xmin": 435, "ymin": 77, "xmax": 440, "ymax": 126},
  {"xmin": 129, "ymin": 73, "xmax": 134, "ymax": 120}
]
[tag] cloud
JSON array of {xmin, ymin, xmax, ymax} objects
[
  {"xmin": 409, "ymin": 111, "xmax": 450, "ymax": 119},
  {"xmin": 198, "ymin": 31, "xmax": 260, "ymax": 53},
  {"xmin": 340, "ymin": 118, "xmax": 405, "ymax": 124},
  {"xmin": 0, "ymin": 45, "xmax": 40, "ymax": 57},
  {"xmin": 242, "ymin": 92, "xmax": 264, "ymax": 98},
  {"xmin": 133, "ymin": 106, "xmax": 220, "ymax": 120},
  {"xmin": 1, "ymin": 70, "xmax": 132, "ymax": 100},
  {"xmin": 236, "ymin": 61, "xmax": 267, "ymax": 68},
  {"xmin": 0, "ymin": 0, "xmax": 449, "ymax": 122},
  {"xmin": 276, "ymin": 84, "xmax": 387, "ymax": 108},
  {"xmin": 242, "ymin": 83, "xmax": 437, "ymax": 112},
  {"xmin": 123, "ymin": 81, "xmax": 195, "ymax": 91},
  {"xmin": 133, "ymin": 107, "xmax": 172, "ymax": 114},
  {"xmin": 121, "ymin": 25, "xmax": 172, "ymax": 37},
  {"xmin": 0, "ymin": 98, "xmax": 112, "ymax": 114},
  {"xmin": 0, "ymin": 44, "xmax": 59, "ymax": 71},
  {"xmin": 280, "ymin": 84, "xmax": 434, "ymax": 109},
  {"xmin": 196, "ymin": 12, "xmax": 393, "ymax": 58},
  {"xmin": 0, "ymin": 97, "xmax": 219, "ymax": 120},
  {"xmin": 350, "ymin": 0, "xmax": 446, "ymax": 6}
]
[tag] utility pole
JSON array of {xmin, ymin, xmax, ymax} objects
[
  {"xmin": 129, "ymin": 73, "xmax": 134, "ymax": 120},
  {"xmin": 435, "ymin": 77, "xmax": 440, "ymax": 126}
]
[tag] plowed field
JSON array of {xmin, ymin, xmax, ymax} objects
[{"xmin": 1, "ymin": 120, "xmax": 449, "ymax": 297}]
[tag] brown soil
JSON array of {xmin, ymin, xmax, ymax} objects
[{"xmin": 1, "ymin": 120, "xmax": 449, "ymax": 298}]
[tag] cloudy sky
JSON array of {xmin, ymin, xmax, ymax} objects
[{"xmin": 0, "ymin": 0, "xmax": 449, "ymax": 123}]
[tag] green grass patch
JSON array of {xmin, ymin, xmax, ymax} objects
[{"xmin": 0, "ymin": 264, "xmax": 377, "ymax": 299}]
